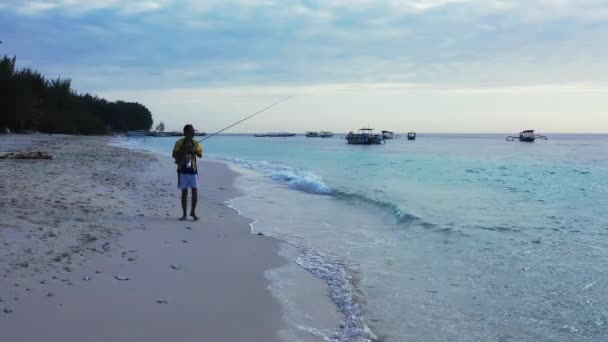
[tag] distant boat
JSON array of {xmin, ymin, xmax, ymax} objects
[
  {"xmin": 407, "ymin": 132, "xmax": 416, "ymax": 140},
  {"xmin": 143, "ymin": 131, "xmax": 205, "ymax": 137},
  {"xmin": 345, "ymin": 128, "xmax": 384, "ymax": 145},
  {"xmin": 382, "ymin": 130, "xmax": 394, "ymax": 140},
  {"xmin": 506, "ymin": 130, "xmax": 548, "ymax": 142},
  {"xmin": 146, "ymin": 131, "xmax": 177, "ymax": 137},
  {"xmin": 126, "ymin": 130, "xmax": 147, "ymax": 137},
  {"xmin": 307, "ymin": 131, "xmax": 334, "ymax": 138},
  {"xmin": 254, "ymin": 132, "xmax": 297, "ymax": 137}
]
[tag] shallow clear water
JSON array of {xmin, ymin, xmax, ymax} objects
[{"xmin": 126, "ymin": 134, "xmax": 608, "ymax": 342}]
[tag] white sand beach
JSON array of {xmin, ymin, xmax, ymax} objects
[{"xmin": 0, "ymin": 135, "xmax": 301, "ymax": 341}]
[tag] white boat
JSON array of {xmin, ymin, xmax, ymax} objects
[
  {"xmin": 506, "ymin": 130, "xmax": 547, "ymax": 142},
  {"xmin": 345, "ymin": 128, "xmax": 384, "ymax": 145},
  {"xmin": 126, "ymin": 130, "xmax": 147, "ymax": 137},
  {"xmin": 307, "ymin": 131, "xmax": 333, "ymax": 138},
  {"xmin": 382, "ymin": 131, "xmax": 394, "ymax": 139},
  {"xmin": 254, "ymin": 132, "xmax": 297, "ymax": 137}
]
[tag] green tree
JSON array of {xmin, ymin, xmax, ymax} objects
[{"xmin": 0, "ymin": 54, "xmax": 154, "ymax": 134}]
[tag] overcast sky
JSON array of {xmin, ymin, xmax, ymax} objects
[{"xmin": 1, "ymin": 0, "xmax": 607, "ymax": 133}]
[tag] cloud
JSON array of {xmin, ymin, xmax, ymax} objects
[
  {"xmin": 3, "ymin": 0, "xmax": 607, "ymax": 132},
  {"xmin": 2, "ymin": 0, "xmax": 608, "ymax": 91},
  {"xmin": 98, "ymin": 81, "xmax": 608, "ymax": 133},
  {"xmin": 16, "ymin": 1, "xmax": 60, "ymax": 15},
  {"xmin": 4, "ymin": 0, "xmax": 606, "ymax": 18},
  {"xmin": 121, "ymin": 1, "xmax": 166, "ymax": 15},
  {"xmin": 6, "ymin": 0, "xmax": 168, "ymax": 16}
]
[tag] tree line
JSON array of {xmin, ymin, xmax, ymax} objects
[{"xmin": 0, "ymin": 55, "xmax": 153, "ymax": 134}]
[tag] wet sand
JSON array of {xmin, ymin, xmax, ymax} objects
[{"xmin": 0, "ymin": 135, "xmax": 286, "ymax": 341}]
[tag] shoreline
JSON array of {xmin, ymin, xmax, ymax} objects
[
  {"xmin": 225, "ymin": 163, "xmax": 377, "ymax": 342},
  {"xmin": 118, "ymin": 136, "xmax": 349, "ymax": 341},
  {"xmin": 0, "ymin": 135, "xmax": 295, "ymax": 341},
  {"xmin": 114, "ymin": 135, "xmax": 376, "ymax": 341}
]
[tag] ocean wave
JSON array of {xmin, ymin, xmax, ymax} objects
[
  {"xmin": 295, "ymin": 248, "xmax": 377, "ymax": 342},
  {"xmin": 214, "ymin": 155, "xmax": 431, "ymax": 228},
  {"xmin": 212, "ymin": 155, "xmax": 331, "ymax": 195},
  {"xmin": 108, "ymin": 136, "xmax": 151, "ymax": 152},
  {"xmin": 270, "ymin": 170, "xmax": 331, "ymax": 194},
  {"xmin": 332, "ymin": 190, "xmax": 436, "ymax": 228},
  {"xmin": 108, "ymin": 136, "xmax": 138, "ymax": 149},
  {"xmin": 228, "ymin": 192, "xmax": 377, "ymax": 341}
]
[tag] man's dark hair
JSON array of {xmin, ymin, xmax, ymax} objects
[{"xmin": 183, "ymin": 124, "xmax": 195, "ymax": 133}]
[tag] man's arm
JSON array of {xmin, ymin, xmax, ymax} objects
[
  {"xmin": 173, "ymin": 140, "xmax": 183, "ymax": 161},
  {"xmin": 195, "ymin": 142, "xmax": 203, "ymax": 158}
]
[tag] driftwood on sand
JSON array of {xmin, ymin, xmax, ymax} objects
[{"xmin": 0, "ymin": 151, "xmax": 53, "ymax": 160}]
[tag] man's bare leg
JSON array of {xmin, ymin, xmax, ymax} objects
[
  {"xmin": 190, "ymin": 188, "xmax": 199, "ymax": 221},
  {"xmin": 180, "ymin": 189, "xmax": 188, "ymax": 221}
]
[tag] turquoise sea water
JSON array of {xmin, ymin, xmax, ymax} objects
[{"xmin": 123, "ymin": 134, "xmax": 608, "ymax": 342}]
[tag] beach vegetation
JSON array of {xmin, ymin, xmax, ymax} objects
[{"xmin": 0, "ymin": 55, "xmax": 153, "ymax": 134}]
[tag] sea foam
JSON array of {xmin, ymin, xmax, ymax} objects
[
  {"xmin": 213, "ymin": 156, "xmax": 331, "ymax": 195},
  {"xmin": 214, "ymin": 155, "xmax": 431, "ymax": 228},
  {"xmin": 296, "ymin": 248, "xmax": 377, "ymax": 342}
]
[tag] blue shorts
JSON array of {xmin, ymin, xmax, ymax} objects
[{"xmin": 178, "ymin": 173, "xmax": 199, "ymax": 189}]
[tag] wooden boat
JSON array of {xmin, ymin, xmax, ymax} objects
[
  {"xmin": 345, "ymin": 128, "xmax": 384, "ymax": 145},
  {"xmin": 382, "ymin": 131, "xmax": 394, "ymax": 139},
  {"xmin": 254, "ymin": 132, "xmax": 297, "ymax": 137},
  {"xmin": 506, "ymin": 130, "xmax": 548, "ymax": 142},
  {"xmin": 407, "ymin": 132, "xmax": 416, "ymax": 140}
]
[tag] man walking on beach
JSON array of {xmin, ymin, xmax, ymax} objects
[{"xmin": 173, "ymin": 124, "xmax": 203, "ymax": 221}]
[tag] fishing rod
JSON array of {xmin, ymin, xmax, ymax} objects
[{"xmin": 198, "ymin": 95, "xmax": 293, "ymax": 142}]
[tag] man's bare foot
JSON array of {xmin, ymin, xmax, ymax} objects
[
  {"xmin": 179, "ymin": 216, "xmax": 188, "ymax": 221},
  {"xmin": 190, "ymin": 214, "xmax": 199, "ymax": 221}
]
